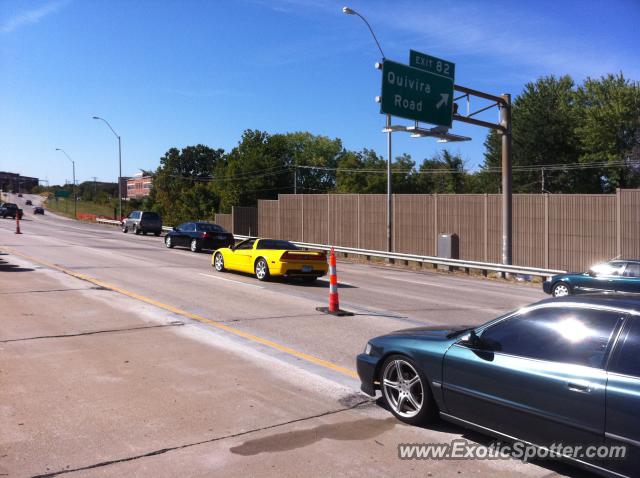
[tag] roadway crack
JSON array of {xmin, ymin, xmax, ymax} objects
[
  {"xmin": 0, "ymin": 286, "xmax": 103, "ymax": 295},
  {"xmin": 31, "ymin": 398, "xmax": 375, "ymax": 478},
  {"xmin": 0, "ymin": 322, "xmax": 184, "ymax": 343}
]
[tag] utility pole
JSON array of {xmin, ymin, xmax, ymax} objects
[
  {"xmin": 500, "ymin": 93, "xmax": 512, "ymax": 266},
  {"xmin": 293, "ymin": 166, "xmax": 297, "ymax": 194},
  {"xmin": 93, "ymin": 176, "xmax": 97, "ymax": 197},
  {"xmin": 541, "ymin": 168, "xmax": 545, "ymax": 194},
  {"xmin": 386, "ymin": 114, "xmax": 392, "ymax": 252}
]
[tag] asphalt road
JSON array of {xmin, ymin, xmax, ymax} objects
[{"xmin": 0, "ymin": 192, "xmax": 587, "ymax": 477}]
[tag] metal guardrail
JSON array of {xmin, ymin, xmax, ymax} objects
[
  {"xmin": 96, "ymin": 218, "xmax": 173, "ymax": 231},
  {"xmin": 95, "ymin": 218, "xmax": 564, "ymax": 279},
  {"xmin": 233, "ymin": 235, "xmax": 565, "ymax": 279}
]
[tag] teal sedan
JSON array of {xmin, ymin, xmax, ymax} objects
[
  {"xmin": 357, "ymin": 295, "xmax": 640, "ymax": 477},
  {"xmin": 543, "ymin": 260, "xmax": 640, "ymax": 297}
]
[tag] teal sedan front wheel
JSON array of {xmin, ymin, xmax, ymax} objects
[
  {"xmin": 552, "ymin": 282, "xmax": 571, "ymax": 297},
  {"xmin": 380, "ymin": 355, "xmax": 437, "ymax": 425}
]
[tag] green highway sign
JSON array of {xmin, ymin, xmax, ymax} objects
[
  {"xmin": 55, "ymin": 190, "xmax": 70, "ymax": 198},
  {"xmin": 380, "ymin": 59, "xmax": 454, "ymax": 127},
  {"xmin": 409, "ymin": 49, "xmax": 455, "ymax": 80}
]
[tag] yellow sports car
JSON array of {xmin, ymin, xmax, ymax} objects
[{"xmin": 212, "ymin": 238, "xmax": 328, "ymax": 281}]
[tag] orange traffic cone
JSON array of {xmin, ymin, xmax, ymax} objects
[
  {"xmin": 15, "ymin": 214, "xmax": 21, "ymax": 234},
  {"xmin": 316, "ymin": 248, "xmax": 353, "ymax": 316}
]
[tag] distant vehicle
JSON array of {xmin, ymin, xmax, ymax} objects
[
  {"xmin": 357, "ymin": 295, "xmax": 640, "ymax": 478},
  {"xmin": 33, "ymin": 206, "xmax": 44, "ymax": 215},
  {"xmin": 164, "ymin": 222, "xmax": 234, "ymax": 253},
  {"xmin": 212, "ymin": 238, "xmax": 328, "ymax": 281},
  {"xmin": 544, "ymin": 260, "xmax": 640, "ymax": 297},
  {"xmin": 17, "ymin": 193, "xmax": 22, "ymax": 197},
  {"xmin": 121, "ymin": 211, "xmax": 162, "ymax": 236},
  {"xmin": 0, "ymin": 202, "xmax": 20, "ymax": 219},
  {"xmin": 25, "ymin": 199, "xmax": 32, "ymax": 206}
]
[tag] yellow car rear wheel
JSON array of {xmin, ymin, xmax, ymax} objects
[{"xmin": 255, "ymin": 258, "xmax": 270, "ymax": 281}]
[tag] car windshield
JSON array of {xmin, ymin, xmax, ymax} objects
[
  {"xmin": 256, "ymin": 240, "xmax": 299, "ymax": 250},
  {"xmin": 141, "ymin": 212, "xmax": 160, "ymax": 220},
  {"xmin": 196, "ymin": 223, "xmax": 224, "ymax": 232}
]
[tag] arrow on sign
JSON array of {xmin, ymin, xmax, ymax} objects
[{"xmin": 436, "ymin": 93, "xmax": 449, "ymax": 109}]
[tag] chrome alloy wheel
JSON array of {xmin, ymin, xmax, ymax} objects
[
  {"xmin": 214, "ymin": 253, "xmax": 224, "ymax": 271},
  {"xmin": 553, "ymin": 283, "xmax": 570, "ymax": 297},
  {"xmin": 255, "ymin": 259, "xmax": 268, "ymax": 280},
  {"xmin": 382, "ymin": 359, "xmax": 424, "ymax": 418}
]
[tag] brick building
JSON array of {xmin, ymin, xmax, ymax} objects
[
  {"xmin": 0, "ymin": 172, "xmax": 39, "ymax": 193},
  {"xmin": 126, "ymin": 172, "xmax": 153, "ymax": 198}
]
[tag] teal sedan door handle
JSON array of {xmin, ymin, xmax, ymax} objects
[{"xmin": 567, "ymin": 381, "xmax": 591, "ymax": 393}]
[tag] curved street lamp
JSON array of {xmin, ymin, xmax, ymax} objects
[
  {"xmin": 92, "ymin": 116, "xmax": 123, "ymax": 220},
  {"xmin": 342, "ymin": 6, "xmax": 392, "ymax": 251},
  {"xmin": 55, "ymin": 148, "xmax": 77, "ymax": 218},
  {"xmin": 342, "ymin": 6, "xmax": 385, "ymax": 60}
]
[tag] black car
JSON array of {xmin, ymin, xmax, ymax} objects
[
  {"xmin": 25, "ymin": 199, "xmax": 32, "ymax": 206},
  {"xmin": 165, "ymin": 222, "xmax": 234, "ymax": 252},
  {"xmin": 358, "ymin": 295, "xmax": 640, "ymax": 478},
  {"xmin": 122, "ymin": 211, "xmax": 163, "ymax": 236},
  {"xmin": 33, "ymin": 206, "xmax": 44, "ymax": 215}
]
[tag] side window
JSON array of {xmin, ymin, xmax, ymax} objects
[
  {"xmin": 185, "ymin": 223, "xmax": 196, "ymax": 232},
  {"xmin": 235, "ymin": 239, "xmax": 256, "ymax": 250},
  {"xmin": 176, "ymin": 223, "xmax": 188, "ymax": 232},
  {"xmin": 623, "ymin": 263, "xmax": 640, "ymax": 278},
  {"xmin": 480, "ymin": 307, "xmax": 622, "ymax": 368},
  {"xmin": 610, "ymin": 319, "xmax": 640, "ymax": 377}
]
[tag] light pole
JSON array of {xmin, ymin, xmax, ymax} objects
[
  {"xmin": 55, "ymin": 148, "xmax": 76, "ymax": 218},
  {"xmin": 93, "ymin": 116, "xmax": 123, "ymax": 220},
  {"xmin": 342, "ymin": 6, "xmax": 393, "ymax": 252}
]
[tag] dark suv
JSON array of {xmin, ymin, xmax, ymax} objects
[
  {"xmin": 122, "ymin": 211, "xmax": 162, "ymax": 236},
  {"xmin": 0, "ymin": 203, "xmax": 23, "ymax": 219}
]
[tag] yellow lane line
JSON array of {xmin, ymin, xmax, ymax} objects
[{"xmin": 1, "ymin": 247, "xmax": 359, "ymax": 379}]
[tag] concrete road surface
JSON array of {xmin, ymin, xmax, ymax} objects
[{"xmin": 0, "ymin": 193, "xmax": 589, "ymax": 477}]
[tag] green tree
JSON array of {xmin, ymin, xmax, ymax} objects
[
  {"xmin": 416, "ymin": 150, "xmax": 467, "ymax": 193},
  {"xmin": 150, "ymin": 144, "xmax": 225, "ymax": 224},
  {"xmin": 574, "ymin": 74, "xmax": 640, "ymax": 191},
  {"xmin": 482, "ymin": 75, "xmax": 582, "ymax": 193}
]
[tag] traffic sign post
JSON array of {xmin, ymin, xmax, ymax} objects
[{"xmin": 380, "ymin": 60, "xmax": 454, "ymax": 128}]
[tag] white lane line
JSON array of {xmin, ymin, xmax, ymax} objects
[
  {"xmin": 316, "ymin": 279, "xmax": 355, "ymax": 287},
  {"xmin": 382, "ymin": 275, "xmax": 453, "ymax": 288},
  {"xmin": 199, "ymin": 273, "xmax": 264, "ymax": 288}
]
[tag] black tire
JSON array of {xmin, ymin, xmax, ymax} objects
[
  {"xmin": 165, "ymin": 236, "xmax": 174, "ymax": 248},
  {"xmin": 122, "ymin": 224, "xmax": 128, "ymax": 233},
  {"xmin": 154, "ymin": 231, "xmax": 161, "ymax": 237},
  {"xmin": 142, "ymin": 230, "xmax": 147, "ymax": 235},
  {"xmin": 134, "ymin": 224, "xmax": 140, "ymax": 235},
  {"xmin": 379, "ymin": 354, "xmax": 438, "ymax": 426},
  {"xmin": 213, "ymin": 252, "xmax": 226, "ymax": 272},
  {"xmin": 254, "ymin": 257, "xmax": 270, "ymax": 281},
  {"xmin": 190, "ymin": 239, "xmax": 201, "ymax": 253},
  {"xmin": 552, "ymin": 282, "xmax": 571, "ymax": 298}
]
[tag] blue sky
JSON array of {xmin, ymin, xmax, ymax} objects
[{"xmin": 1, "ymin": 0, "xmax": 638, "ymax": 185}]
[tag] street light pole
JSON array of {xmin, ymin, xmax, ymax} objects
[
  {"xmin": 343, "ymin": 6, "xmax": 392, "ymax": 251},
  {"xmin": 93, "ymin": 116, "xmax": 123, "ymax": 220},
  {"xmin": 55, "ymin": 148, "xmax": 76, "ymax": 218}
]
